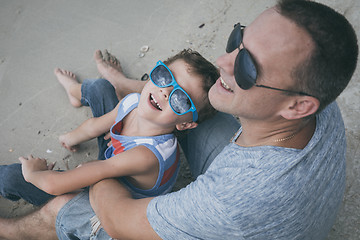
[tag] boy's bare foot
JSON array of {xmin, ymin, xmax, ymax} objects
[
  {"xmin": 54, "ymin": 68, "xmax": 82, "ymax": 108},
  {"xmin": 94, "ymin": 49, "xmax": 126, "ymax": 91}
]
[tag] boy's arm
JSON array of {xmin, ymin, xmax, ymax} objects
[
  {"xmin": 59, "ymin": 101, "xmax": 121, "ymax": 149},
  {"xmin": 20, "ymin": 145, "xmax": 158, "ymax": 196}
]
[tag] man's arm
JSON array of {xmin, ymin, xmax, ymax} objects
[{"xmin": 89, "ymin": 179, "xmax": 161, "ymax": 240}]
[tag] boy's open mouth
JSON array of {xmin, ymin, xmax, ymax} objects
[{"xmin": 150, "ymin": 94, "xmax": 162, "ymax": 111}]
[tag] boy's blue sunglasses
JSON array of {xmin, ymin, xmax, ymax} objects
[
  {"xmin": 149, "ymin": 61, "xmax": 198, "ymax": 122},
  {"xmin": 226, "ymin": 23, "xmax": 316, "ymax": 97}
]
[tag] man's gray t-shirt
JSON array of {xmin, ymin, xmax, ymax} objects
[{"xmin": 147, "ymin": 102, "xmax": 346, "ymax": 239}]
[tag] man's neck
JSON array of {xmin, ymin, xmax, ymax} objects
[{"xmin": 235, "ymin": 116, "xmax": 316, "ymax": 149}]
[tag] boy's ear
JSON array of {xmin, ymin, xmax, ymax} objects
[
  {"xmin": 280, "ymin": 96, "xmax": 320, "ymax": 120},
  {"xmin": 175, "ymin": 121, "xmax": 198, "ymax": 131}
]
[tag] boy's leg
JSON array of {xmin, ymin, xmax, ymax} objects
[
  {"xmin": 81, "ymin": 78, "xmax": 119, "ymax": 159},
  {"xmin": 55, "ymin": 68, "xmax": 82, "ymax": 108},
  {"xmin": 0, "ymin": 164, "xmax": 54, "ymax": 206},
  {"xmin": 55, "ymin": 66, "xmax": 118, "ymax": 159},
  {"xmin": 179, "ymin": 112, "xmax": 240, "ymax": 178},
  {"xmin": 94, "ymin": 49, "xmax": 146, "ymax": 97}
]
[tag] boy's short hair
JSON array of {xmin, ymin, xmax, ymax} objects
[{"xmin": 164, "ymin": 49, "xmax": 219, "ymax": 123}]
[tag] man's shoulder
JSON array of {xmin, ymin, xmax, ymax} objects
[
  {"xmin": 312, "ymin": 101, "xmax": 345, "ymax": 148},
  {"xmin": 317, "ymin": 101, "xmax": 343, "ymax": 126}
]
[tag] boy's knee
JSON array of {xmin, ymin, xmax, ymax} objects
[
  {"xmin": 82, "ymin": 78, "xmax": 117, "ymax": 103},
  {"xmin": 90, "ymin": 78, "xmax": 115, "ymax": 93},
  {"xmin": 82, "ymin": 78, "xmax": 118, "ymax": 116}
]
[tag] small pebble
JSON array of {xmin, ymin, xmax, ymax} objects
[{"xmin": 140, "ymin": 45, "xmax": 149, "ymax": 52}]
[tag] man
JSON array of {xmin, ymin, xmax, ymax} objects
[{"xmin": 0, "ymin": 0, "xmax": 358, "ymax": 239}]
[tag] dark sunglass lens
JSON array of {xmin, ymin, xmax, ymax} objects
[
  {"xmin": 226, "ymin": 24, "xmax": 242, "ymax": 53},
  {"xmin": 151, "ymin": 65, "xmax": 173, "ymax": 86},
  {"xmin": 234, "ymin": 49, "xmax": 257, "ymax": 90},
  {"xmin": 170, "ymin": 89, "xmax": 191, "ymax": 114}
]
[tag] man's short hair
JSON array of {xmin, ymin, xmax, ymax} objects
[{"xmin": 276, "ymin": 0, "xmax": 358, "ymax": 112}]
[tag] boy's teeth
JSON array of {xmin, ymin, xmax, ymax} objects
[
  {"xmin": 151, "ymin": 94, "xmax": 162, "ymax": 110},
  {"xmin": 220, "ymin": 77, "xmax": 234, "ymax": 92}
]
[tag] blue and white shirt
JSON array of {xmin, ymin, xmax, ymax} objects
[{"xmin": 105, "ymin": 93, "xmax": 180, "ymax": 198}]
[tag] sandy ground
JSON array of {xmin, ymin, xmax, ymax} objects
[{"xmin": 0, "ymin": 0, "xmax": 359, "ymax": 239}]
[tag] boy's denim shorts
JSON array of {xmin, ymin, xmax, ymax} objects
[
  {"xmin": 55, "ymin": 78, "xmax": 119, "ymax": 239},
  {"xmin": 80, "ymin": 78, "xmax": 119, "ymax": 160},
  {"xmin": 56, "ymin": 190, "xmax": 112, "ymax": 240}
]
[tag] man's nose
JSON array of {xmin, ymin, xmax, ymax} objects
[{"xmin": 216, "ymin": 49, "xmax": 238, "ymax": 76}]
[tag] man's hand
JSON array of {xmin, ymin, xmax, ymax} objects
[
  {"xmin": 89, "ymin": 179, "xmax": 160, "ymax": 239},
  {"xmin": 19, "ymin": 155, "xmax": 55, "ymax": 182}
]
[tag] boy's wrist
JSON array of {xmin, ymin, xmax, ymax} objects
[{"xmin": 63, "ymin": 132, "xmax": 77, "ymax": 146}]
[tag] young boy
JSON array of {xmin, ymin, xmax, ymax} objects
[{"xmin": 0, "ymin": 49, "xmax": 219, "ymax": 205}]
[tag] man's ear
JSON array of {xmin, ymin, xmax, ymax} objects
[
  {"xmin": 175, "ymin": 121, "xmax": 198, "ymax": 131},
  {"xmin": 280, "ymin": 96, "xmax": 320, "ymax": 120}
]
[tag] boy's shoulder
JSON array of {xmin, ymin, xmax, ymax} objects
[
  {"xmin": 121, "ymin": 93, "xmax": 141, "ymax": 105},
  {"xmin": 119, "ymin": 93, "xmax": 141, "ymax": 113}
]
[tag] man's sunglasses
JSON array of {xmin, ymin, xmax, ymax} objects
[
  {"xmin": 226, "ymin": 23, "xmax": 315, "ymax": 97},
  {"xmin": 150, "ymin": 61, "xmax": 198, "ymax": 122}
]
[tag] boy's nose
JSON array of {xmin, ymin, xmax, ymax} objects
[{"xmin": 159, "ymin": 87, "xmax": 172, "ymax": 100}]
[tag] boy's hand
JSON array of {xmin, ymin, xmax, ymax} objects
[
  {"xmin": 19, "ymin": 155, "xmax": 55, "ymax": 182},
  {"xmin": 59, "ymin": 134, "xmax": 78, "ymax": 152},
  {"xmin": 104, "ymin": 132, "xmax": 112, "ymax": 147}
]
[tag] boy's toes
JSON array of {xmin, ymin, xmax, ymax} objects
[
  {"xmin": 104, "ymin": 49, "xmax": 111, "ymax": 61},
  {"xmin": 94, "ymin": 50, "xmax": 104, "ymax": 63},
  {"xmin": 54, "ymin": 67, "xmax": 62, "ymax": 75}
]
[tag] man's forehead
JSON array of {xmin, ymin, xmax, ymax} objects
[
  {"xmin": 243, "ymin": 8, "xmax": 313, "ymax": 74},
  {"xmin": 244, "ymin": 8, "xmax": 290, "ymax": 44}
]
